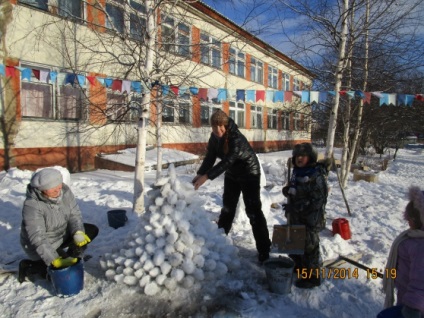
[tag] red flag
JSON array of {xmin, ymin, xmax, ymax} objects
[
  {"xmin": 6, "ymin": 66, "xmax": 16, "ymax": 77},
  {"xmin": 415, "ymin": 94, "xmax": 423, "ymax": 101},
  {"xmin": 112, "ymin": 79, "xmax": 122, "ymax": 92},
  {"xmin": 256, "ymin": 90, "xmax": 265, "ymax": 102},
  {"xmin": 87, "ymin": 76, "xmax": 97, "ymax": 86},
  {"xmin": 171, "ymin": 85, "xmax": 179, "ymax": 96},
  {"xmin": 284, "ymin": 91, "xmax": 293, "ymax": 102},
  {"xmin": 32, "ymin": 69, "xmax": 40, "ymax": 80},
  {"xmin": 198, "ymin": 88, "xmax": 208, "ymax": 101}
]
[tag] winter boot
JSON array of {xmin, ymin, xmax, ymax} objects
[
  {"xmin": 258, "ymin": 252, "xmax": 270, "ymax": 264},
  {"xmin": 18, "ymin": 259, "xmax": 47, "ymax": 283}
]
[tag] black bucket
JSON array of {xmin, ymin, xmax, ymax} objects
[{"xmin": 107, "ymin": 209, "xmax": 128, "ymax": 229}]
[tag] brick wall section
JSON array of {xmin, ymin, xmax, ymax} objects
[
  {"xmin": 222, "ymin": 43, "xmax": 230, "ymax": 74},
  {"xmin": 278, "ymin": 70, "xmax": 283, "ymax": 90},
  {"xmin": 88, "ymin": 72, "xmax": 107, "ymax": 125},
  {"xmin": 192, "ymin": 96, "xmax": 201, "ymax": 128},
  {"xmin": 245, "ymin": 102, "xmax": 251, "ymax": 129},
  {"xmin": 264, "ymin": 62, "xmax": 269, "ymax": 88},
  {"xmin": 191, "ymin": 26, "xmax": 200, "ymax": 64},
  {"xmin": 245, "ymin": 54, "xmax": 251, "ymax": 81},
  {"xmin": 87, "ymin": 0, "xmax": 106, "ymax": 32}
]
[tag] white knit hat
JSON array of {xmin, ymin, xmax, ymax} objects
[
  {"xmin": 409, "ymin": 186, "xmax": 424, "ymax": 225},
  {"xmin": 30, "ymin": 168, "xmax": 63, "ymax": 191}
]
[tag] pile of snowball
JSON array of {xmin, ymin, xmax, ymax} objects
[{"xmin": 100, "ymin": 164, "xmax": 241, "ymax": 296}]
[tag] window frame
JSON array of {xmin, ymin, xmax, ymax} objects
[
  {"xmin": 293, "ymin": 77, "xmax": 301, "ymax": 91},
  {"xmin": 293, "ymin": 112, "xmax": 301, "ymax": 130},
  {"xmin": 229, "ymin": 47, "xmax": 245, "ymax": 78},
  {"xmin": 250, "ymin": 57, "xmax": 263, "ymax": 84},
  {"xmin": 267, "ymin": 108, "xmax": 277, "ymax": 130},
  {"xmin": 201, "ymin": 100, "xmax": 222, "ymax": 126},
  {"xmin": 281, "ymin": 111, "xmax": 290, "ymax": 130},
  {"xmin": 200, "ymin": 33, "xmax": 221, "ymax": 69},
  {"xmin": 129, "ymin": 0, "xmax": 147, "ymax": 41},
  {"xmin": 283, "ymin": 73, "xmax": 290, "ymax": 91},
  {"xmin": 105, "ymin": 0, "xmax": 125, "ymax": 34},
  {"xmin": 268, "ymin": 65, "xmax": 278, "ymax": 89},
  {"xmin": 250, "ymin": 104, "xmax": 263, "ymax": 129},
  {"xmin": 162, "ymin": 96, "xmax": 192, "ymax": 125},
  {"xmin": 229, "ymin": 100, "xmax": 245, "ymax": 128}
]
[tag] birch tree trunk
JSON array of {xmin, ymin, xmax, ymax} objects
[
  {"xmin": 133, "ymin": 0, "xmax": 157, "ymax": 213},
  {"xmin": 325, "ymin": 0, "xmax": 350, "ymax": 159},
  {"xmin": 156, "ymin": 99, "xmax": 163, "ymax": 181}
]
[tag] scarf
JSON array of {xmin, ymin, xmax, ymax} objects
[{"xmin": 383, "ymin": 229, "xmax": 424, "ymax": 308}]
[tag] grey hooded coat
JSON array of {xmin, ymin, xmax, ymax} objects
[{"xmin": 20, "ymin": 183, "xmax": 84, "ymax": 265}]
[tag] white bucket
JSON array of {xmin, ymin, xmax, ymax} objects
[{"xmin": 263, "ymin": 257, "xmax": 294, "ymax": 295}]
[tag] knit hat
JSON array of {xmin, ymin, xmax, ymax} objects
[
  {"xmin": 409, "ymin": 186, "xmax": 424, "ymax": 225},
  {"xmin": 292, "ymin": 143, "xmax": 318, "ymax": 164},
  {"xmin": 30, "ymin": 168, "xmax": 63, "ymax": 191}
]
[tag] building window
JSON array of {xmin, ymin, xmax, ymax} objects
[
  {"xmin": 283, "ymin": 73, "xmax": 290, "ymax": 91},
  {"xmin": 229, "ymin": 48, "xmax": 245, "ymax": 78},
  {"xmin": 229, "ymin": 101, "xmax": 245, "ymax": 128},
  {"xmin": 268, "ymin": 66, "xmax": 278, "ymax": 89},
  {"xmin": 282, "ymin": 111, "xmax": 290, "ymax": 130},
  {"xmin": 201, "ymin": 101, "xmax": 222, "ymax": 126},
  {"xmin": 162, "ymin": 97, "xmax": 192, "ymax": 124},
  {"xmin": 200, "ymin": 33, "xmax": 221, "ymax": 69},
  {"xmin": 18, "ymin": 0, "xmax": 48, "ymax": 11},
  {"xmin": 129, "ymin": 0, "xmax": 146, "ymax": 41},
  {"xmin": 21, "ymin": 66, "xmax": 86, "ymax": 121},
  {"xmin": 177, "ymin": 23, "xmax": 190, "ymax": 57},
  {"xmin": 106, "ymin": 92, "xmax": 129, "ymax": 121},
  {"xmin": 267, "ymin": 108, "xmax": 277, "ymax": 129},
  {"xmin": 106, "ymin": 1, "xmax": 125, "ymax": 34},
  {"xmin": 293, "ymin": 77, "xmax": 300, "ymax": 91},
  {"xmin": 293, "ymin": 112, "xmax": 301, "ymax": 130},
  {"xmin": 250, "ymin": 105, "xmax": 262, "ymax": 129},
  {"xmin": 250, "ymin": 57, "xmax": 263, "ymax": 84},
  {"xmin": 58, "ymin": 0, "xmax": 82, "ymax": 19},
  {"xmin": 161, "ymin": 15, "xmax": 176, "ymax": 53}
]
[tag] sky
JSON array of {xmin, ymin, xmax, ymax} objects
[{"xmin": 0, "ymin": 146, "xmax": 423, "ymax": 317}]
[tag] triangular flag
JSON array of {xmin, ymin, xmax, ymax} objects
[
  {"xmin": 32, "ymin": 69, "xmax": 40, "ymax": 80},
  {"xmin": 40, "ymin": 70, "xmax": 49, "ymax": 83},
  {"xmin": 284, "ymin": 91, "xmax": 293, "ymax": 102},
  {"xmin": 371, "ymin": 91, "xmax": 383, "ymax": 99},
  {"xmin": 122, "ymin": 80, "xmax": 131, "ymax": 94},
  {"xmin": 217, "ymin": 89, "xmax": 227, "ymax": 102},
  {"xmin": 189, "ymin": 87, "xmax": 198, "ymax": 95},
  {"xmin": 328, "ymin": 91, "xmax": 336, "ymax": 96},
  {"xmin": 87, "ymin": 76, "xmax": 97, "ymax": 86},
  {"xmin": 131, "ymin": 81, "xmax": 142, "ymax": 93},
  {"xmin": 207, "ymin": 88, "xmax": 218, "ymax": 101},
  {"xmin": 104, "ymin": 78, "xmax": 113, "ymax": 88},
  {"xmin": 6, "ymin": 66, "xmax": 16, "ymax": 77},
  {"xmin": 310, "ymin": 91, "xmax": 319, "ymax": 103},
  {"xmin": 415, "ymin": 94, "xmax": 423, "ymax": 101},
  {"xmin": 198, "ymin": 88, "xmax": 208, "ymax": 101},
  {"xmin": 21, "ymin": 68, "xmax": 32, "ymax": 81},
  {"xmin": 405, "ymin": 95, "xmax": 414, "ymax": 106},
  {"xmin": 77, "ymin": 74, "xmax": 86, "ymax": 87},
  {"xmin": 179, "ymin": 87, "xmax": 189, "ymax": 96},
  {"xmin": 273, "ymin": 91, "xmax": 284, "ymax": 103},
  {"xmin": 379, "ymin": 93, "xmax": 389, "ymax": 106},
  {"xmin": 388, "ymin": 94, "xmax": 396, "ymax": 106},
  {"xmin": 236, "ymin": 89, "xmax": 245, "ymax": 102},
  {"xmin": 227, "ymin": 89, "xmax": 236, "ymax": 100},
  {"xmin": 346, "ymin": 91, "xmax": 355, "ymax": 98},
  {"xmin": 162, "ymin": 85, "xmax": 170, "ymax": 96},
  {"xmin": 266, "ymin": 90, "xmax": 274, "ymax": 103},
  {"xmin": 49, "ymin": 71, "xmax": 57, "ymax": 83},
  {"xmin": 256, "ymin": 90, "xmax": 265, "ymax": 102},
  {"xmin": 364, "ymin": 92, "xmax": 371, "ymax": 104},
  {"xmin": 65, "ymin": 73, "xmax": 76, "ymax": 85},
  {"xmin": 0, "ymin": 64, "xmax": 5, "ymax": 76},
  {"xmin": 171, "ymin": 85, "xmax": 179, "ymax": 96},
  {"xmin": 301, "ymin": 91, "xmax": 310, "ymax": 103},
  {"xmin": 319, "ymin": 91, "xmax": 328, "ymax": 103},
  {"xmin": 293, "ymin": 91, "xmax": 302, "ymax": 97},
  {"xmin": 355, "ymin": 90, "xmax": 365, "ymax": 99},
  {"xmin": 96, "ymin": 77, "xmax": 105, "ymax": 86},
  {"xmin": 246, "ymin": 90, "xmax": 255, "ymax": 103}
]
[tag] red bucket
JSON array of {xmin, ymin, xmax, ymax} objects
[{"xmin": 332, "ymin": 218, "xmax": 351, "ymax": 240}]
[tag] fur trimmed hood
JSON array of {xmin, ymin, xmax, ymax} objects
[{"xmin": 409, "ymin": 186, "xmax": 424, "ymax": 225}]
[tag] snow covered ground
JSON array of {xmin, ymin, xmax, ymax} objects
[{"xmin": 0, "ymin": 147, "xmax": 423, "ymax": 318}]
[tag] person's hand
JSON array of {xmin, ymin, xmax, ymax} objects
[
  {"xmin": 282, "ymin": 185, "xmax": 290, "ymax": 197},
  {"xmin": 283, "ymin": 203, "xmax": 294, "ymax": 218},
  {"xmin": 73, "ymin": 231, "xmax": 91, "ymax": 247},
  {"xmin": 193, "ymin": 174, "xmax": 208, "ymax": 190},
  {"xmin": 192, "ymin": 175, "xmax": 201, "ymax": 184},
  {"xmin": 51, "ymin": 257, "xmax": 78, "ymax": 269}
]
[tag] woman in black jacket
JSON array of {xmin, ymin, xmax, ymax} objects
[{"xmin": 192, "ymin": 110, "xmax": 271, "ymax": 263}]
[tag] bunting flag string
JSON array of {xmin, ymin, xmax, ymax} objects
[{"xmin": 1, "ymin": 63, "xmax": 423, "ymax": 107}]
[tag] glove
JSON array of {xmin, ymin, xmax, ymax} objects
[
  {"xmin": 283, "ymin": 203, "xmax": 294, "ymax": 218},
  {"xmin": 282, "ymin": 186, "xmax": 296, "ymax": 197},
  {"xmin": 73, "ymin": 231, "xmax": 91, "ymax": 247},
  {"xmin": 51, "ymin": 257, "xmax": 78, "ymax": 269},
  {"xmin": 401, "ymin": 305, "xmax": 421, "ymax": 318}
]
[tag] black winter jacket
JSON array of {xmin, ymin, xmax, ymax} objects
[{"xmin": 197, "ymin": 118, "xmax": 261, "ymax": 180}]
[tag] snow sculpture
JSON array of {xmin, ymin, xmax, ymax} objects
[{"xmin": 100, "ymin": 164, "xmax": 240, "ymax": 295}]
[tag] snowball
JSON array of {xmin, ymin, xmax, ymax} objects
[
  {"xmin": 149, "ymin": 205, "xmax": 159, "ymax": 213},
  {"xmin": 161, "ymin": 183, "xmax": 171, "ymax": 197},
  {"xmin": 143, "ymin": 260, "xmax": 154, "ymax": 271},
  {"xmin": 155, "ymin": 238, "xmax": 166, "ymax": 249},
  {"xmin": 155, "ymin": 197, "xmax": 165, "ymax": 206},
  {"xmin": 106, "ymin": 259, "xmax": 115, "ymax": 268},
  {"xmin": 116, "ymin": 266, "xmax": 124, "ymax": 274},
  {"xmin": 134, "ymin": 268, "xmax": 144, "ymax": 279},
  {"xmin": 123, "ymin": 267, "xmax": 134, "ymax": 276},
  {"xmin": 161, "ymin": 204, "xmax": 173, "ymax": 215},
  {"xmin": 123, "ymin": 276, "xmax": 138, "ymax": 286},
  {"xmin": 154, "ymin": 228, "xmax": 165, "ymax": 237},
  {"xmin": 183, "ymin": 248, "xmax": 194, "ymax": 259},
  {"xmin": 191, "ymin": 245, "xmax": 202, "ymax": 255},
  {"xmin": 156, "ymin": 274, "xmax": 167, "ymax": 286},
  {"xmin": 114, "ymin": 274, "xmax": 125, "ymax": 283},
  {"xmin": 169, "ymin": 253, "xmax": 183, "ymax": 267},
  {"xmin": 135, "ymin": 247, "xmax": 144, "ymax": 256},
  {"xmin": 177, "ymin": 220, "xmax": 190, "ymax": 232},
  {"xmin": 171, "ymin": 268, "xmax": 185, "ymax": 282},
  {"xmin": 181, "ymin": 276, "xmax": 195, "ymax": 289},
  {"xmin": 215, "ymin": 262, "xmax": 228, "ymax": 276},
  {"xmin": 166, "ymin": 232, "xmax": 178, "ymax": 244},
  {"xmin": 165, "ymin": 223, "xmax": 177, "ymax": 233},
  {"xmin": 153, "ymin": 251, "xmax": 165, "ymax": 266},
  {"xmin": 164, "ymin": 244, "xmax": 175, "ymax": 255},
  {"xmin": 209, "ymin": 252, "xmax": 220, "ymax": 261},
  {"xmin": 124, "ymin": 259, "xmax": 135, "ymax": 268},
  {"xmin": 139, "ymin": 275, "xmax": 151, "ymax": 288},
  {"xmin": 105, "ymin": 269, "xmax": 116, "ymax": 280},
  {"xmin": 114, "ymin": 256, "xmax": 126, "ymax": 266},
  {"xmin": 145, "ymin": 282, "xmax": 160, "ymax": 295},
  {"xmin": 200, "ymin": 246, "xmax": 210, "ymax": 256},
  {"xmin": 164, "ymin": 277, "xmax": 177, "ymax": 291},
  {"xmin": 160, "ymin": 262, "xmax": 172, "ymax": 275},
  {"xmin": 139, "ymin": 252, "xmax": 148, "ymax": 263},
  {"xmin": 228, "ymin": 259, "xmax": 241, "ymax": 270},
  {"xmin": 182, "ymin": 259, "xmax": 195, "ymax": 275},
  {"xmin": 193, "ymin": 268, "xmax": 205, "ymax": 281},
  {"xmin": 145, "ymin": 243, "xmax": 155, "ymax": 254},
  {"xmin": 193, "ymin": 255, "xmax": 205, "ymax": 268},
  {"xmin": 144, "ymin": 224, "xmax": 153, "ymax": 231},
  {"xmin": 145, "ymin": 234, "xmax": 155, "ymax": 243},
  {"xmin": 194, "ymin": 237, "xmax": 205, "ymax": 246},
  {"xmin": 181, "ymin": 232, "xmax": 194, "ymax": 245},
  {"xmin": 166, "ymin": 192, "xmax": 178, "ymax": 205},
  {"xmin": 149, "ymin": 267, "xmax": 160, "ymax": 278},
  {"xmin": 175, "ymin": 200, "xmax": 187, "ymax": 211},
  {"xmin": 204, "ymin": 259, "xmax": 216, "ymax": 271},
  {"xmin": 99, "ymin": 258, "xmax": 107, "ymax": 270},
  {"xmin": 174, "ymin": 241, "xmax": 186, "ymax": 253}
]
